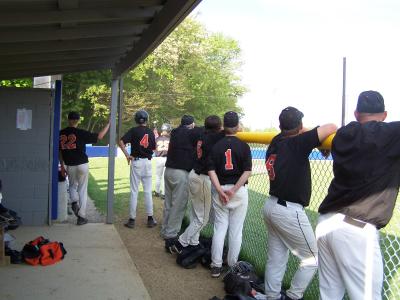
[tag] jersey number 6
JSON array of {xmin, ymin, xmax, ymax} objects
[
  {"xmin": 225, "ymin": 149, "xmax": 234, "ymax": 170},
  {"xmin": 140, "ymin": 134, "xmax": 149, "ymax": 148},
  {"xmin": 265, "ymin": 154, "xmax": 276, "ymax": 180}
]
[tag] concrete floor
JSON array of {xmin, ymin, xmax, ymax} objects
[{"xmin": 0, "ymin": 224, "xmax": 151, "ymax": 300}]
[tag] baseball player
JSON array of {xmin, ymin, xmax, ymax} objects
[
  {"xmin": 119, "ymin": 110, "xmax": 157, "ymax": 229},
  {"xmin": 153, "ymin": 123, "xmax": 171, "ymax": 199},
  {"xmin": 263, "ymin": 107, "xmax": 337, "ymax": 300},
  {"xmin": 161, "ymin": 115, "xmax": 202, "ymax": 252},
  {"xmin": 208, "ymin": 111, "xmax": 252, "ymax": 278},
  {"xmin": 59, "ymin": 111, "xmax": 110, "ymax": 225},
  {"xmin": 317, "ymin": 91, "xmax": 399, "ymax": 300},
  {"xmin": 172, "ymin": 115, "xmax": 224, "ymax": 253}
]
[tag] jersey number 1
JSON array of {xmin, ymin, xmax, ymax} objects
[
  {"xmin": 225, "ymin": 149, "xmax": 234, "ymax": 170},
  {"xmin": 265, "ymin": 154, "xmax": 276, "ymax": 180},
  {"xmin": 140, "ymin": 134, "xmax": 149, "ymax": 148}
]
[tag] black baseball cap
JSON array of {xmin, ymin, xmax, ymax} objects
[
  {"xmin": 356, "ymin": 90, "xmax": 385, "ymax": 113},
  {"xmin": 68, "ymin": 111, "xmax": 80, "ymax": 120},
  {"xmin": 181, "ymin": 115, "xmax": 194, "ymax": 126},
  {"xmin": 223, "ymin": 111, "xmax": 239, "ymax": 128},
  {"xmin": 279, "ymin": 106, "xmax": 304, "ymax": 130}
]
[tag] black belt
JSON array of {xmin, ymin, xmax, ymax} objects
[
  {"xmin": 343, "ymin": 216, "xmax": 366, "ymax": 228},
  {"xmin": 133, "ymin": 157, "xmax": 151, "ymax": 161},
  {"xmin": 277, "ymin": 198, "xmax": 287, "ymax": 207}
]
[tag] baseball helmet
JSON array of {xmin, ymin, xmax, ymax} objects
[
  {"xmin": 161, "ymin": 123, "xmax": 172, "ymax": 132},
  {"xmin": 134, "ymin": 110, "xmax": 149, "ymax": 124}
]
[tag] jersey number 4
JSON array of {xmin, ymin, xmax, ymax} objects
[
  {"xmin": 60, "ymin": 134, "xmax": 77, "ymax": 150},
  {"xmin": 265, "ymin": 154, "xmax": 276, "ymax": 180},
  {"xmin": 224, "ymin": 149, "xmax": 234, "ymax": 170},
  {"xmin": 140, "ymin": 134, "xmax": 149, "ymax": 148}
]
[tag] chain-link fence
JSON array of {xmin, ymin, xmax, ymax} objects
[{"xmin": 202, "ymin": 143, "xmax": 400, "ymax": 300}]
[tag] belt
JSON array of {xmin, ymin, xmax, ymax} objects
[
  {"xmin": 343, "ymin": 215, "xmax": 366, "ymax": 228},
  {"xmin": 277, "ymin": 198, "xmax": 287, "ymax": 207},
  {"xmin": 133, "ymin": 157, "xmax": 151, "ymax": 161}
]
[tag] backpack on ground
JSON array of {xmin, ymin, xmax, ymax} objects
[
  {"xmin": 223, "ymin": 261, "xmax": 264, "ymax": 295},
  {"xmin": 22, "ymin": 236, "xmax": 67, "ymax": 266},
  {"xmin": 176, "ymin": 246, "xmax": 207, "ymax": 269}
]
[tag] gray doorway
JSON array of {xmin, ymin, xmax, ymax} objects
[{"xmin": 0, "ymin": 88, "xmax": 52, "ymax": 225}]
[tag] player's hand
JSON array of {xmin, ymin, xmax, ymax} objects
[
  {"xmin": 126, "ymin": 155, "xmax": 133, "ymax": 165},
  {"xmin": 60, "ymin": 166, "xmax": 67, "ymax": 178},
  {"xmin": 218, "ymin": 190, "xmax": 230, "ymax": 205},
  {"xmin": 225, "ymin": 188, "xmax": 236, "ymax": 199},
  {"xmin": 319, "ymin": 149, "xmax": 331, "ymax": 159}
]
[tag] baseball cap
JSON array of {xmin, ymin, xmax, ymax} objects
[
  {"xmin": 68, "ymin": 111, "xmax": 80, "ymax": 120},
  {"xmin": 181, "ymin": 115, "xmax": 194, "ymax": 126},
  {"xmin": 356, "ymin": 90, "xmax": 385, "ymax": 113},
  {"xmin": 279, "ymin": 107, "xmax": 304, "ymax": 130},
  {"xmin": 223, "ymin": 111, "xmax": 239, "ymax": 128}
]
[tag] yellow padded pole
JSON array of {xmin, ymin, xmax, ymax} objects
[{"xmin": 236, "ymin": 132, "xmax": 335, "ymax": 150}]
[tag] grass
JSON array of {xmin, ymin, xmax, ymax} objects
[{"xmin": 88, "ymin": 156, "xmax": 400, "ymax": 300}]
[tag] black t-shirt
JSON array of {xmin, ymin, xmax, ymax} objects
[
  {"xmin": 319, "ymin": 121, "xmax": 400, "ymax": 229},
  {"xmin": 194, "ymin": 131, "xmax": 225, "ymax": 175},
  {"xmin": 208, "ymin": 136, "xmax": 252, "ymax": 185},
  {"xmin": 59, "ymin": 127, "xmax": 98, "ymax": 166},
  {"xmin": 121, "ymin": 126, "xmax": 156, "ymax": 159},
  {"xmin": 266, "ymin": 127, "xmax": 320, "ymax": 207},
  {"xmin": 165, "ymin": 126, "xmax": 202, "ymax": 172},
  {"xmin": 155, "ymin": 135, "xmax": 170, "ymax": 157}
]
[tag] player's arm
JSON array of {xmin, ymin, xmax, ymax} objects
[
  {"xmin": 97, "ymin": 121, "xmax": 110, "ymax": 140},
  {"xmin": 208, "ymin": 170, "xmax": 229, "ymax": 205},
  {"xmin": 118, "ymin": 139, "xmax": 132, "ymax": 165},
  {"xmin": 59, "ymin": 150, "xmax": 67, "ymax": 177},
  {"xmin": 317, "ymin": 123, "xmax": 337, "ymax": 142},
  {"xmin": 226, "ymin": 171, "xmax": 252, "ymax": 197}
]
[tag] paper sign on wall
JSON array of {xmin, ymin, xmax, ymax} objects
[{"xmin": 16, "ymin": 108, "xmax": 32, "ymax": 130}]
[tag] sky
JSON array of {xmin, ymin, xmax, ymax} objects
[{"xmin": 191, "ymin": 0, "xmax": 400, "ymax": 130}]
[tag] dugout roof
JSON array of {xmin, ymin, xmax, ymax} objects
[{"xmin": 0, "ymin": 0, "xmax": 202, "ymax": 80}]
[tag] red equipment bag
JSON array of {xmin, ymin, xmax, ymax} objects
[{"xmin": 22, "ymin": 236, "xmax": 67, "ymax": 266}]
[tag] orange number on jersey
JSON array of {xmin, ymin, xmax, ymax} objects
[
  {"xmin": 266, "ymin": 154, "xmax": 277, "ymax": 180},
  {"xmin": 60, "ymin": 134, "xmax": 77, "ymax": 150},
  {"xmin": 197, "ymin": 140, "xmax": 203, "ymax": 159},
  {"xmin": 140, "ymin": 134, "xmax": 149, "ymax": 148},
  {"xmin": 224, "ymin": 149, "xmax": 234, "ymax": 170}
]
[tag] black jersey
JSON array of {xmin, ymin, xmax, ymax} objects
[
  {"xmin": 155, "ymin": 135, "xmax": 170, "ymax": 157},
  {"xmin": 165, "ymin": 126, "xmax": 202, "ymax": 172},
  {"xmin": 266, "ymin": 127, "xmax": 320, "ymax": 207},
  {"xmin": 194, "ymin": 131, "xmax": 225, "ymax": 175},
  {"xmin": 208, "ymin": 136, "xmax": 252, "ymax": 185},
  {"xmin": 59, "ymin": 127, "xmax": 98, "ymax": 166},
  {"xmin": 121, "ymin": 126, "xmax": 156, "ymax": 159},
  {"xmin": 319, "ymin": 121, "xmax": 400, "ymax": 229}
]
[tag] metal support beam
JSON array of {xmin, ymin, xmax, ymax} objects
[
  {"xmin": 117, "ymin": 77, "xmax": 124, "ymax": 139},
  {"xmin": 106, "ymin": 78, "xmax": 119, "ymax": 224},
  {"xmin": 0, "ymin": 36, "xmax": 135, "ymax": 55}
]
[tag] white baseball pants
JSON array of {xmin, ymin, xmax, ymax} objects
[
  {"xmin": 179, "ymin": 170, "xmax": 212, "ymax": 246},
  {"xmin": 161, "ymin": 168, "xmax": 189, "ymax": 239},
  {"xmin": 129, "ymin": 158, "xmax": 153, "ymax": 219},
  {"xmin": 66, "ymin": 163, "xmax": 89, "ymax": 218},
  {"xmin": 263, "ymin": 196, "xmax": 318, "ymax": 300},
  {"xmin": 316, "ymin": 213, "xmax": 383, "ymax": 300},
  {"xmin": 154, "ymin": 156, "xmax": 166, "ymax": 195},
  {"xmin": 211, "ymin": 185, "xmax": 248, "ymax": 268}
]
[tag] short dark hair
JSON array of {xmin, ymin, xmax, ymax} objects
[
  {"xmin": 68, "ymin": 111, "xmax": 80, "ymax": 120},
  {"xmin": 204, "ymin": 115, "xmax": 222, "ymax": 132}
]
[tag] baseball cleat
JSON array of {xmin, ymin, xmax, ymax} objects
[
  {"xmin": 210, "ymin": 266, "xmax": 222, "ymax": 278},
  {"xmin": 124, "ymin": 218, "xmax": 135, "ymax": 229},
  {"xmin": 77, "ymin": 216, "xmax": 88, "ymax": 225}
]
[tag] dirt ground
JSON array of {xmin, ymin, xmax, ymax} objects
[{"xmin": 114, "ymin": 198, "xmax": 226, "ymax": 300}]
